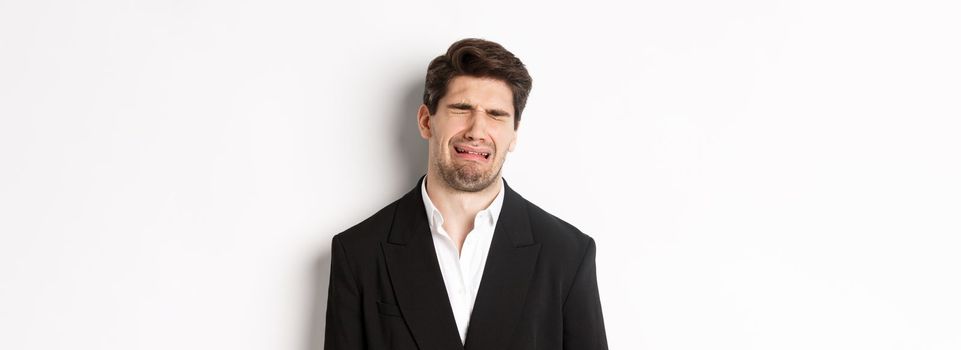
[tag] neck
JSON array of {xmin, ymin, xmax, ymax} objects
[{"xmin": 424, "ymin": 170, "xmax": 502, "ymax": 223}]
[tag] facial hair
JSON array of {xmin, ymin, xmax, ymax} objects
[{"xmin": 435, "ymin": 144, "xmax": 504, "ymax": 192}]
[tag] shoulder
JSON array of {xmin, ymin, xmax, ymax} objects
[
  {"xmin": 520, "ymin": 195, "xmax": 596, "ymax": 258},
  {"xmin": 332, "ymin": 199, "xmax": 398, "ymax": 250}
]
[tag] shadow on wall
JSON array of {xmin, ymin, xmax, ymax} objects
[
  {"xmin": 305, "ymin": 251, "xmax": 332, "ymax": 350},
  {"xmin": 395, "ymin": 78, "xmax": 430, "ymax": 185},
  {"xmin": 304, "ymin": 77, "xmax": 427, "ymax": 350}
]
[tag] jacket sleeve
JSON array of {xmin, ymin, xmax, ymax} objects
[
  {"xmin": 563, "ymin": 237, "xmax": 609, "ymax": 350},
  {"xmin": 324, "ymin": 235, "xmax": 366, "ymax": 350}
]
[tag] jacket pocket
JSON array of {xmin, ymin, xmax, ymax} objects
[
  {"xmin": 377, "ymin": 301, "xmax": 403, "ymax": 317},
  {"xmin": 376, "ymin": 301, "xmax": 416, "ymax": 349}
]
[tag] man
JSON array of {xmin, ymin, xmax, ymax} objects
[{"xmin": 325, "ymin": 38, "xmax": 607, "ymax": 350}]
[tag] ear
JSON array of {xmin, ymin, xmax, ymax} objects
[
  {"xmin": 417, "ymin": 104, "xmax": 431, "ymax": 140},
  {"xmin": 508, "ymin": 122, "xmax": 518, "ymax": 152}
]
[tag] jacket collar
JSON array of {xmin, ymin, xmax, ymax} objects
[
  {"xmin": 387, "ymin": 176, "xmax": 534, "ymax": 247},
  {"xmin": 382, "ymin": 176, "xmax": 540, "ymax": 349}
]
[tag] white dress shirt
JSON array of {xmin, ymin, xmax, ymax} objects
[{"xmin": 421, "ymin": 177, "xmax": 505, "ymax": 345}]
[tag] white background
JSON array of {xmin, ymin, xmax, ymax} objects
[{"xmin": 1, "ymin": 0, "xmax": 959, "ymax": 349}]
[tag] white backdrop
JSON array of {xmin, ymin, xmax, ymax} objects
[{"xmin": 2, "ymin": 0, "xmax": 959, "ymax": 349}]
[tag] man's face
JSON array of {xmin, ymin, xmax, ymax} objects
[{"xmin": 418, "ymin": 75, "xmax": 518, "ymax": 192}]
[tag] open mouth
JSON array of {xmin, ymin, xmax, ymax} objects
[{"xmin": 454, "ymin": 146, "xmax": 491, "ymax": 160}]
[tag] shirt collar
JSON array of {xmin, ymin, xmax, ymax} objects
[{"xmin": 421, "ymin": 176, "xmax": 505, "ymax": 232}]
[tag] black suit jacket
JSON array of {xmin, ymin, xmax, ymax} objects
[{"xmin": 325, "ymin": 178, "xmax": 607, "ymax": 350}]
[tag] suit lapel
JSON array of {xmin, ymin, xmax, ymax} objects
[
  {"xmin": 463, "ymin": 182, "xmax": 541, "ymax": 350},
  {"xmin": 381, "ymin": 179, "xmax": 465, "ymax": 350}
]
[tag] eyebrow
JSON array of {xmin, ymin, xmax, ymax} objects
[{"xmin": 446, "ymin": 102, "xmax": 511, "ymax": 117}]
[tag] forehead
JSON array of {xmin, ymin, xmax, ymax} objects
[{"xmin": 441, "ymin": 76, "xmax": 514, "ymax": 109}]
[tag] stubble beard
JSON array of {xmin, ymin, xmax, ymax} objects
[{"xmin": 434, "ymin": 151, "xmax": 504, "ymax": 193}]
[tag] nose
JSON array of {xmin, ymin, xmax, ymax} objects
[{"xmin": 463, "ymin": 110, "xmax": 488, "ymax": 142}]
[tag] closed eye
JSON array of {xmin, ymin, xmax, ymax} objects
[
  {"xmin": 448, "ymin": 103, "xmax": 474, "ymax": 114},
  {"xmin": 446, "ymin": 103, "xmax": 511, "ymax": 119},
  {"xmin": 486, "ymin": 108, "xmax": 512, "ymax": 121}
]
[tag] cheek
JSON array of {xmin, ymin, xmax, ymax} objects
[
  {"xmin": 499, "ymin": 133, "xmax": 517, "ymax": 152},
  {"xmin": 434, "ymin": 135, "xmax": 452, "ymax": 153}
]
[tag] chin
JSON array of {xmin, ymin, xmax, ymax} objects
[
  {"xmin": 432, "ymin": 151, "xmax": 505, "ymax": 192},
  {"xmin": 440, "ymin": 166, "xmax": 495, "ymax": 193}
]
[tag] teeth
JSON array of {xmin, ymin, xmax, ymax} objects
[{"xmin": 455, "ymin": 147, "xmax": 490, "ymax": 158}]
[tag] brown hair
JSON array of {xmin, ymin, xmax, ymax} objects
[{"xmin": 423, "ymin": 38, "xmax": 533, "ymax": 129}]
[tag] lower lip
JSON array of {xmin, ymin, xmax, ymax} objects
[{"xmin": 454, "ymin": 149, "xmax": 490, "ymax": 162}]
